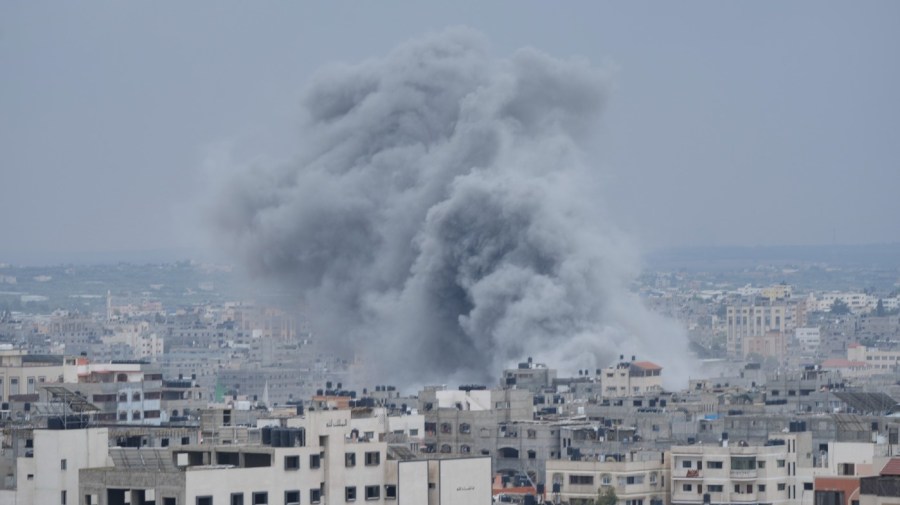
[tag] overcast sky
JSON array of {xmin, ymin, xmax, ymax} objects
[{"xmin": 1, "ymin": 1, "xmax": 898, "ymax": 263}]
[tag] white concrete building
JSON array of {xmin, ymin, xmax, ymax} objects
[
  {"xmin": 546, "ymin": 452, "xmax": 670, "ymax": 505},
  {"xmin": 79, "ymin": 409, "xmax": 490, "ymax": 505},
  {"xmin": 600, "ymin": 359, "xmax": 663, "ymax": 398},
  {"xmin": 0, "ymin": 427, "xmax": 111, "ymax": 505},
  {"xmin": 671, "ymin": 431, "xmax": 812, "ymax": 505},
  {"xmin": 795, "ymin": 327, "xmax": 822, "ymax": 355}
]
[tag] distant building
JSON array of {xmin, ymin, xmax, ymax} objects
[
  {"xmin": 726, "ymin": 301, "xmax": 800, "ymax": 359},
  {"xmin": 600, "ymin": 357, "xmax": 663, "ymax": 398}
]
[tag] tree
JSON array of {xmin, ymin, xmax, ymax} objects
[
  {"xmin": 830, "ymin": 298, "xmax": 851, "ymax": 315},
  {"xmin": 875, "ymin": 298, "xmax": 886, "ymax": 317},
  {"xmin": 595, "ymin": 486, "xmax": 617, "ymax": 505}
]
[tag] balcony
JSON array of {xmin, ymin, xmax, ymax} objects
[
  {"xmin": 730, "ymin": 469, "xmax": 758, "ymax": 479},
  {"xmin": 730, "ymin": 493, "xmax": 757, "ymax": 502},
  {"xmin": 675, "ymin": 469, "xmax": 703, "ymax": 480}
]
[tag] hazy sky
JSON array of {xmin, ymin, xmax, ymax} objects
[{"xmin": 2, "ymin": 2, "xmax": 898, "ymax": 262}]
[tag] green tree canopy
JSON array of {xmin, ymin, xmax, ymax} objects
[{"xmin": 830, "ymin": 298, "xmax": 851, "ymax": 315}]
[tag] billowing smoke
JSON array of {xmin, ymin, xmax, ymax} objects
[{"xmin": 211, "ymin": 28, "xmax": 693, "ymax": 386}]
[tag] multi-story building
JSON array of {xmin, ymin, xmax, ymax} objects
[
  {"xmin": 600, "ymin": 358, "xmax": 663, "ymax": 398},
  {"xmin": 546, "ymin": 451, "xmax": 670, "ymax": 505},
  {"xmin": 847, "ymin": 344, "xmax": 900, "ymax": 374},
  {"xmin": 419, "ymin": 386, "xmax": 539, "ymax": 478},
  {"xmin": 0, "ymin": 347, "xmax": 75, "ymax": 402},
  {"xmin": 62, "ymin": 360, "xmax": 165, "ymax": 425},
  {"xmin": 0, "ymin": 427, "xmax": 112, "ymax": 505},
  {"xmin": 795, "ymin": 327, "xmax": 822, "ymax": 356},
  {"xmin": 726, "ymin": 301, "xmax": 798, "ymax": 359},
  {"xmin": 670, "ymin": 431, "xmax": 812, "ymax": 505},
  {"xmin": 79, "ymin": 408, "xmax": 491, "ymax": 505},
  {"xmin": 501, "ymin": 358, "xmax": 556, "ymax": 393}
]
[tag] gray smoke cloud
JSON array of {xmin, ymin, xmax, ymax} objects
[{"xmin": 211, "ymin": 28, "xmax": 694, "ymax": 386}]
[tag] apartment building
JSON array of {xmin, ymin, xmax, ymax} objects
[
  {"xmin": 502, "ymin": 358, "xmax": 557, "ymax": 393},
  {"xmin": 847, "ymin": 344, "xmax": 900, "ymax": 374},
  {"xmin": 546, "ymin": 451, "xmax": 670, "ymax": 505},
  {"xmin": 79, "ymin": 408, "xmax": 490, "ymax": 505},
  {"xmin": 600, "ymin": 358, "xmax": 663, "ymax": 398},
  {"xmin": 0, "ymin": 347, "xmax": 74, "ymax": 401},
  {"xmin": 670, "ymin": 431, "xmax": 812, "ymax": 505},
  {"xmin": 726, "ymin": 302, "xmax": 798, "ymax": 359},
  {"xmin": 0, "ymin": 427, "xmax": 112, "ymax": 505},
  {"xmin": 419, "ymin": 386, "xmax": 540, "ymax": 477}
]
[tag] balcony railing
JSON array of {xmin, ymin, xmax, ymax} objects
[
  {"xmin": 730, "ymin": 492, "xmax": 757, "ymax": 502},
  {"xmin": 730, "ymin": 469, "xmax": 758, "ymax": 479}
]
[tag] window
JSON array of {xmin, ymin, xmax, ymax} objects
[
  {"xmin": 345, "ymin": 487, "xmax": 357, "ymax": 502},
  {"xmin": 61, "ymin": 490, "xmax": 67, "ymax": 505},
  {"xmin": 440, "ymin": 422, "xmax": 452, "ymax": 434},
  {"xmin": 757, "ymin": 460, "xmax": 766, "ymax": 468},
  {"xmin": 459, "ymin": 423, "xmax": 471, "ymax": 434},
  {"xmin": 758, "ymin": 484, "xmax": 766, "ymax": 492},
  {"xmin": 408, "ymin": 429, "xmax": 418, "ymax": 437},
  {"xmin": 707, "ymin": 461, "xmax": 723, "ymax": 469},
  {"xmin": 682, "ymin": 460, "xmax": 692, "ymax": 468},
  {"xmin": 460, "ymin": 445, "xmax": 471, "ymax": 453},
  {"xmin": 682, "ymin": 484, "xmax": 692, "ymax": 492},
  {"xmin": 61, "ymin": 459, "xmax": 67, "ymax": 470},
  {"xmin": 440, "ymin": 444, "xmax": 451, "ymax": 453},
  {"xmin": 365, "ymin": 451, "xmax": 380, "ymax": 466},
  {"xmin": 777, "ymin": 483, "xmax": 786, "ymax": 491},
  {"xmin": 284, "ymin": 490, "xmax": 300, "ymax": 505},
  {"xmin": 708, "ymin": 485, "xmax": 723, "ymax": 493},
  {"xmin": 285, "ymin": 455, "xmax": 300, "ymax": 470},
  {"xmin": 231, "ymin": 493, "xmax": 244, "ymax": 505},
  {"xmin": 777, "ymin": 459, "xmax": 786, "ymax": 468},
  {"xmin": 252, "ymin": 492, "xmax": 267, "ymax": 505},
  {"xmin": 310, "ymin": 453, "xmax": 321, "ymax": 469},
  {"xmin": 384, "ymin": 485, "xmax": 396, "ymax": 499},
  {"xmin": 569, "ymin": 475, "xmax": 594, "ymax": 485},
  {"xmin": 602, "ymin": 474, "xmax": 612, "ymax": 485},
  {"xmin": 804, "ymin": 482, "xmax": 813, "ymax": 491},
  {"xmin": 196, "ymin": 498, "xmax": 212, "ymax": 505},
  {"xmin": 345, "ymin": 452, "xmax": 356, "ymax": 467},
  {"xmin": 527, "ymin": 429, "xmax": 537, "ymax": 439},
  {"xmin": 309, "ymin": 489, "xmax": 321, "ymax": 504},
  {"xmin": 133, "ymin": 392, "xmax": 141, "ymax": 402},
  {"xmin": 165, "ymin": 499, "xmax": 177, "ymax": 505},
  {"xmin": 365, "ymin": 486, "xmax": 380, "ymax": 500}
]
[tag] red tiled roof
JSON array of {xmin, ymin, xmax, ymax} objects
[
  {"xmin": 881, "ymin": 458, "xmax": 900, "ymax": 476},
  {"xmin": 632, "ymin": 361, "xmax": 662, "ymax": 370}
]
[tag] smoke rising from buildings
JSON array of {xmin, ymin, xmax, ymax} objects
[{"xmin": 212, "ymin": 28, "xmax": 693, "ymax": 386}]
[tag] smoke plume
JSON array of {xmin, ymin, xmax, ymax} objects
[{"xmin": 212, "ymin": 28, "xmax": 693, "ymax": 386}]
